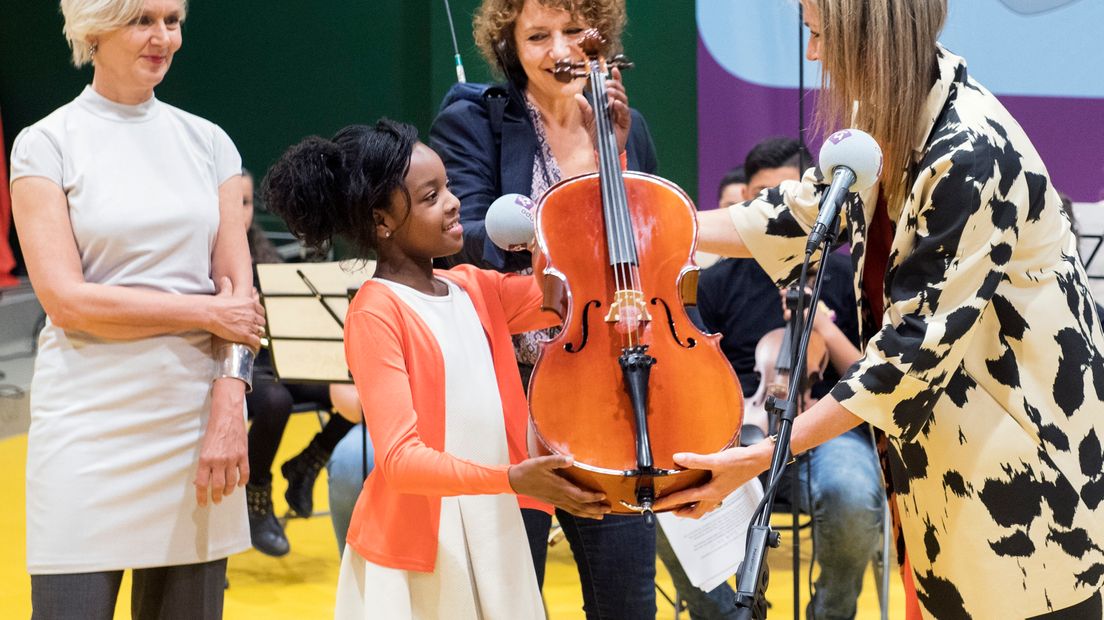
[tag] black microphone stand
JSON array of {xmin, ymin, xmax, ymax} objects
[{"xmin": 732, "ymin": 217, "xmax": 839, "ymax": 620}]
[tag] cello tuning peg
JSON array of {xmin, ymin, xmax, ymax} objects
[
  {"xmin": 553, "ymin": 58, "xmax": 586, "ymax": 83},
  {"xmin": 608, "ymin": 54, "xmax": 634, "ymax": 72}
]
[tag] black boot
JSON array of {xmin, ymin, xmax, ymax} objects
[
  {"xmin": 281, "ymin": 441, "xmax": 329, "ymax": 517},
  {"xmin": 247, "ymin": 482, "xmax": 290, "ymax": 557}
]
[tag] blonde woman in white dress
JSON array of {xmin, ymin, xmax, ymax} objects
[{"xmin": 11, "ymin": 1, "xmax": 264, "ymax": 617}]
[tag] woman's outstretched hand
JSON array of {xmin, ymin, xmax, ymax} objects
[
  {"xmin": 654, "ymin": 443, "xmax": 773, "ymax": 519},
  {"xmin": 574, "ymin": 66, "xmax": 632, "ymax": 155},
  {"xmin": 509, "ymin": 455, "xmax": 610, "ymax": 519}
]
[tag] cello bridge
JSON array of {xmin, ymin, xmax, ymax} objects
[{"xmin": 604, "ymin": 289, "xmax": 653, "ymax": 327}]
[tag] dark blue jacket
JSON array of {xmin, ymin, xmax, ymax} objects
[{"xmin": 429, "ymin": 82, "xmax": 658, "ymax": 272}]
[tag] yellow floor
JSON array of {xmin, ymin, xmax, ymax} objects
[{"xmin": 1, "ymin": 414, "xmax": 904, "ymax": 618}]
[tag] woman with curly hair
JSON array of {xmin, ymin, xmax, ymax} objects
[{"xmin": 428, "ymin": 0, "xmax": 660, "ymax": 617}]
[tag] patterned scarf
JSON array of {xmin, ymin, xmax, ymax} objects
[{"xmin": 512, "ymin": 98, "xmax": 564, "ymax": 366}]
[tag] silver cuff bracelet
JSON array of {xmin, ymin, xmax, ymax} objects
[{"xmin": 216, "ymin": 342, "xmax": 255, "ymax": 393}]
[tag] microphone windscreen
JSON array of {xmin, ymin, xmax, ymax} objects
[
  {"xmin": 819, "ymin": 129, "xmax": 883, "ymax": 192},
  {"xmin": 485, "ymin": 193, "xmax": 536, "ymax": 250}
]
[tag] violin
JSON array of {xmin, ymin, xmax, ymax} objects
[
  {"xmin": 527, "ymin": 31, "xmax": 744, "ymax": 517},
  {"xmin": 742, "ymin": 286, "xmax": 830, "ymax": 446}
]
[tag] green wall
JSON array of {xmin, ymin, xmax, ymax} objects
[{"xmin": 1, "ymin": 1, "xmax": 696, "ymax": 250}]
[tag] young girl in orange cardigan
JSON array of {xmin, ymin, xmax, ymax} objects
[{"xmin": 263, "ymin": 119, "xmax": 608, "ymax": 619}]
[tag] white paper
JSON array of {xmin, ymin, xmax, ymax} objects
[{"xmin": 656, "ymin": 479, "xmax": 765, "ymax": 593}]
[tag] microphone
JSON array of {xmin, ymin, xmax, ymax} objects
[
  {"xmin": 805, "ymin": 129, "xmax": 882, "ymax": 254},
  {"xmin": 485, "ymin": 193, "xmax": 536, "ymax": 251}
]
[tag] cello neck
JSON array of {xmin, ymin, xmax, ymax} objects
[{"xmin": 585, "ymin": 56, "xmax": 638, "ymax": 268}]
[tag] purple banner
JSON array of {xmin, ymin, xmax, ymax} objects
[{"xmin": 698, "ymin": 37, "xmax": 1104, "ymax": 206}]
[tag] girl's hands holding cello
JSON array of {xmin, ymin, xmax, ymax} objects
[{"xmin": 509, "ymin": 455, "xmax": 611, "ymax": 519}]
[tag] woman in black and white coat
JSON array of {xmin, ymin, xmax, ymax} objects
[{"xmin": 666, "ymin": 0, "xmax": 1104, "ymax": 617}]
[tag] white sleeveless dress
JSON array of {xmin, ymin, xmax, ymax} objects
[{"xmin": 11, "ymin": 86, "xmax": 250, "ymax": 573}]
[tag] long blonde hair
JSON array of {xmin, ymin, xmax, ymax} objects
[{"xmin": 812, "ymin": 0, "xmax": 947, "ymax": 205}]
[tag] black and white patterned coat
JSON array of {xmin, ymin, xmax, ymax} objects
[{"xmin": 729, "ymin": 47, "xmax": 1104, "ymax": 618}]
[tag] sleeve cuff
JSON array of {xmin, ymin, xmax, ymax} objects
[
  {"xmin": 727, "ymin": 199, "xmax": 809, "ymax": 286},
  {"xmin": 489, "ymin": 466, "xmax": 515, "ymax": 494},
  {"xmin": 828, "ymin": 351, "xmax": 938, "ymax": 441}
]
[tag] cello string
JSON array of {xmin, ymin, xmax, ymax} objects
[
  {"xmin": 615, "ymin": 74, "xmax": 646, "ymax": 345},
  {"xmin": 600, "ymin": 61, "xmax": 633, "ymax": 345},
  {"xmin": 597, "ymin": 58, "xmax": 644, "ymax": 345},
  {"xmin": 591, "ymin": 57, "xmax": 632, "ymax": 347}
]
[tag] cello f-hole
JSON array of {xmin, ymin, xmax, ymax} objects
[
  {"xmin": 650, "ymin": 298, "xmax": 697, "ymax": 349},
  {"xmin": 564, "ymin": 300, "xmax": 601, "ymax": 353}
]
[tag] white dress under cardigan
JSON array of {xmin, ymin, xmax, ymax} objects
[
  {"xmin": 334, "ymin": 278, "xmax": 543, "ymax": 620},
  {"xmin": 11, "ymin": 86, "xmax": 250, "ymax": 573}
]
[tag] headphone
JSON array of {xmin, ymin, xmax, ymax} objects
[{"xmin": 493, "ymin": 30, "xmax": 529, "ymax": 88}]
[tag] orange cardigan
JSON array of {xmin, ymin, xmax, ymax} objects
[{"xmin": 344, "ymin": 265, "xmax": 559, "ymax": 572}]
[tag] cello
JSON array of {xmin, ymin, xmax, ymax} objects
[{"xmin": 527, "ymin": 32, "xmax": 743, "ymax": 518}]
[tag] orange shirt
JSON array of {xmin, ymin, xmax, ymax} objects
[{"xmin": 344, "ymin": 265, "xmax": 558, "ymax": 572}]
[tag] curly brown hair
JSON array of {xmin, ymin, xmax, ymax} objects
[{"xmin": 473, "ymin": 0, "xmax": 626, "ymax": 87}]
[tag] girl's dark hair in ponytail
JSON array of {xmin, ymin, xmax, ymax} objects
[{"xmin": 262, "ymin": 119, "xmax": 420, "ymax": 258}]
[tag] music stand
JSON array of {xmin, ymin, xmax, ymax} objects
[
  {"xmin": 255, "ymin": 260, "xmax": 376, "ymax": 384},
  {"xmin": 256, "ymin": 260, "xmax": 377, "ymax": 482}
]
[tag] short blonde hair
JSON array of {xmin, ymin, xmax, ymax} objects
[{"xmin": 60, "ymin": 0, "xmax": 188, "ymax": 67}]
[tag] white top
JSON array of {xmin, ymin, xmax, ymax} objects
[
  {"xmin": 11, "ymin": 85, "xmax": 238, "ymax": 294},
  {"xmin": 11, "ymin": 86, "xmax": 249, "ymax": 573},
  {"xmin": 334, "ymin": 278, "xmax": 543, "ymax": 619},
  {"xmin": 378, "ymin": 278, "xmax": 507, "ymax": 461}
]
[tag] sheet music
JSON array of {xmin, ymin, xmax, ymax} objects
[
  {"xmin": 656, "ymin": 479, "xmax": 765, "ymax": 593},
  {"xmin": 255, "ymin": 260, "xmax": 374, "ymax": 383}
]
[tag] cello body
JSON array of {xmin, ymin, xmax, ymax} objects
[{"xmin": 528, "ymin": 171, "xmax": 744, "ymax": 514}]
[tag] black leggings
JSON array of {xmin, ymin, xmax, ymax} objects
[
  {"xmin": 31, "ymin": 559, "xmax": 228, "ymax": 620},
  {"xmin": 246, "ymin": 360, "xmax": 352, "ymax": 485}
]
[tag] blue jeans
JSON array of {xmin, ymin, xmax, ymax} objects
[
  {"xmin": 521, "ymin": 508, "xmax": 552, "ymax": 589},
  {"xmin": 327, "ymin": 424, "xmax": 374, "ymax": 556},
  {"xmin": 557, "ymin": 510, "xmax": 657, "ymax": 619},
  {"xmin": 656, "ymin": 427, "xmax": 885, "ymax": 620}
]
